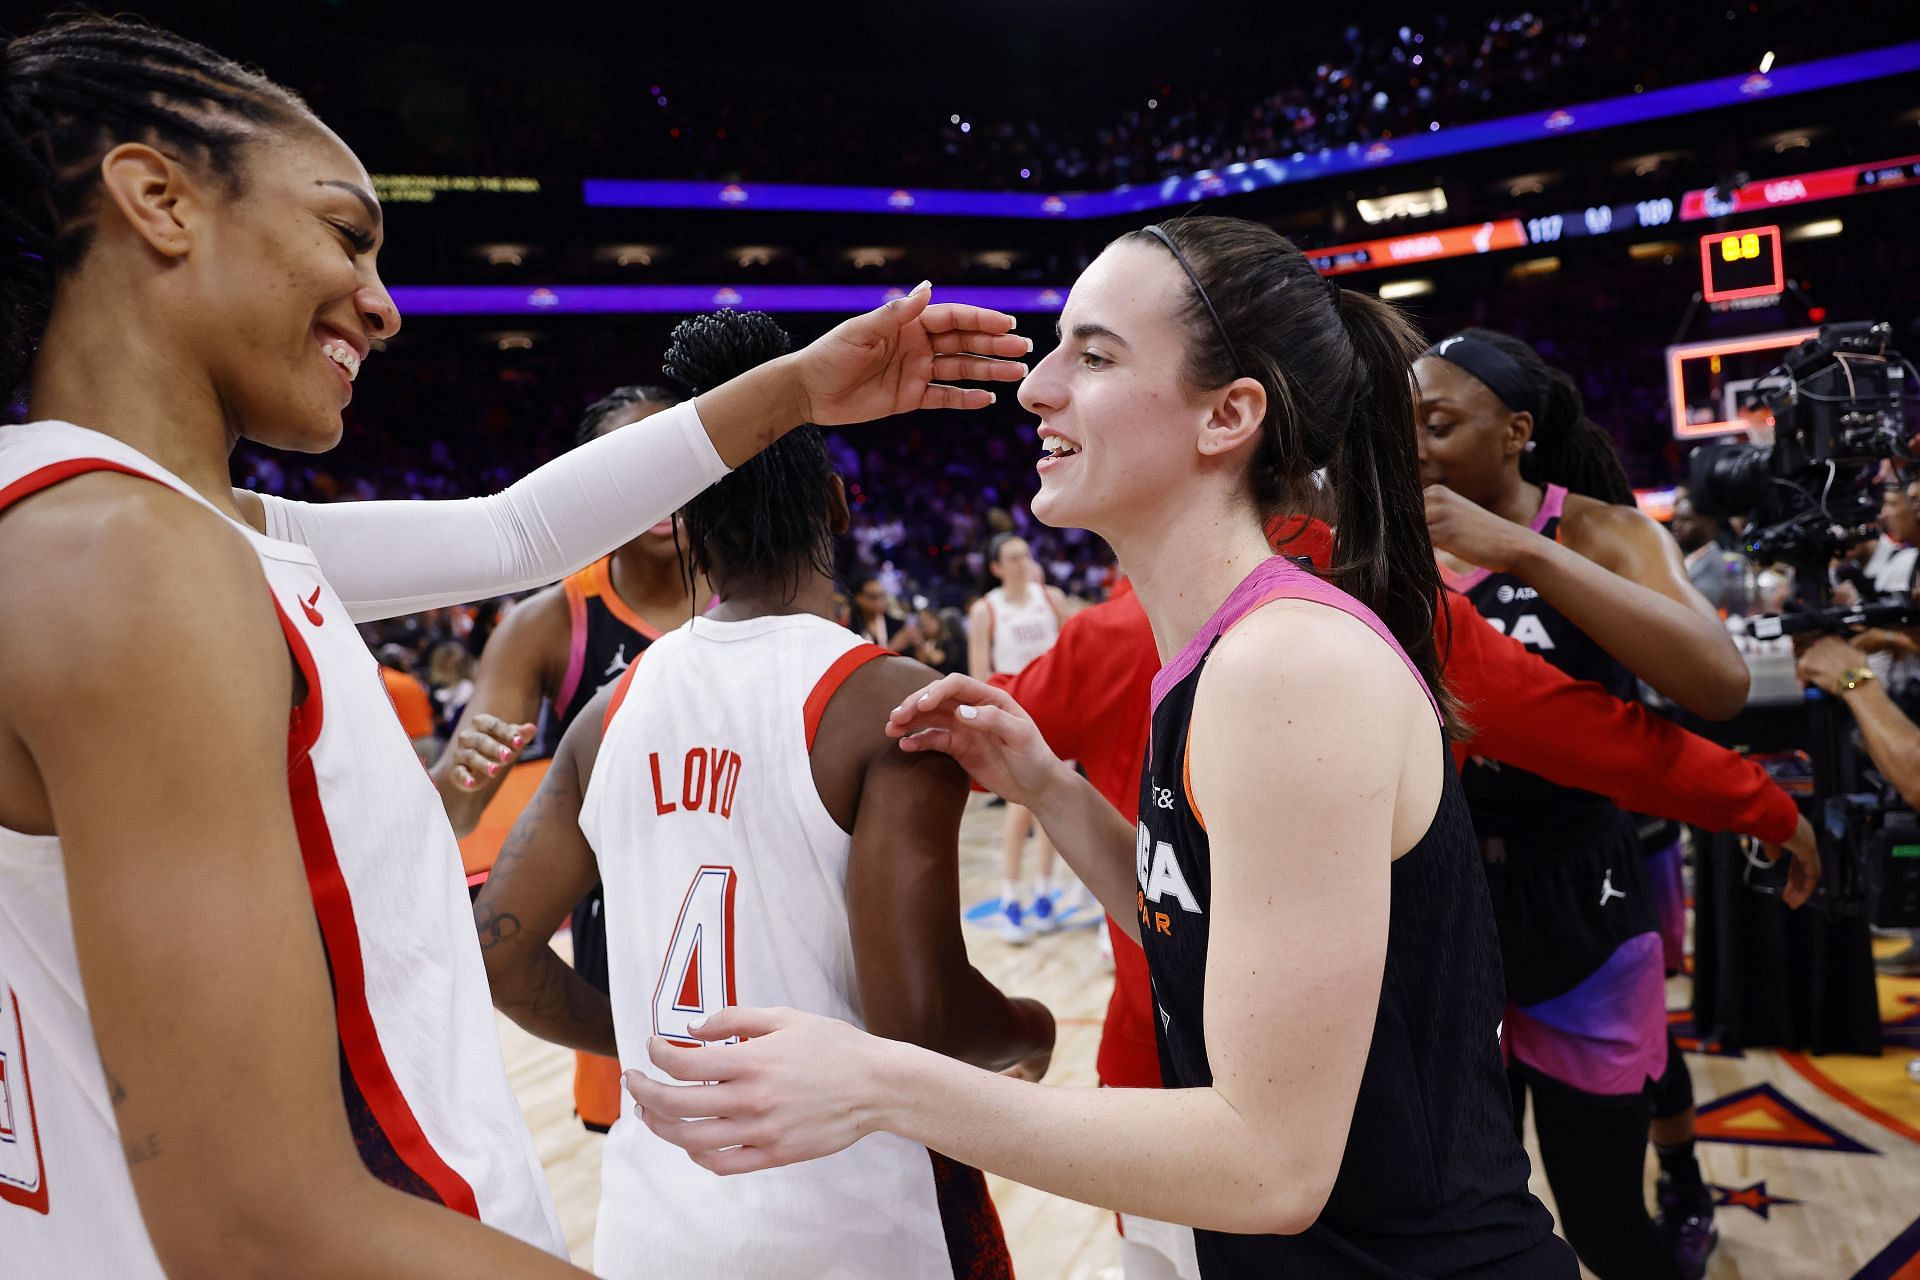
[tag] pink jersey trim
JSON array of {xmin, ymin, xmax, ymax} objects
[
  {"xmin": 554, "ymin": 573, "xmax": 592, "ymax": 717},
  {"xmin": 1441, "ymin": 483, "xmax": 1568, "ymax": 595},
  {"xmin": 1149, "ymin": 557, "xmax": 1441, "ymax": 726}
]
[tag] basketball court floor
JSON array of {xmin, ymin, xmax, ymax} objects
[{"xmin": 498, "ymin": 795, "xmax": 1920, "ymax": 1279}]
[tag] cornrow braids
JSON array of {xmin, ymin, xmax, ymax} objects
[
  {"xmin": 575, "ymin": 384, "xmax": 681, "ymax": 446},
  {"xmin": 1, "ymin": 14, "xmax": 312, "ymax": 410},
  {"xmin": 664, "ymin": 311, "xmax": 837, "ymax": 603}
]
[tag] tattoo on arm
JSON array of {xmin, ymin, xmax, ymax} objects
[
  {"xmin": 476, "ymin": 905, "xmax": 523, "ymax": 953},
  {"xmin": 106, "ymin": 1066, "xmax": 128, "ymax": 1108},
  {"xmin": 123, "ymin": 1133, "xmax": 161, "ymax": 1166}
]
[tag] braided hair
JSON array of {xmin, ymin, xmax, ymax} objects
[
  {"xmin": 1446, "ymin": 329, "xmax": 1636, "ymax": 507},
  {"xmin": 575, "ymin": 384, "xmax": 681, "ymax": 446},
  {"xmin": 664, "ymin": 311, "xmax": 836, "ymax": 602},
  {"xmin": 2, "ymin": 15, "xmax": 312, "ymax": 411}
]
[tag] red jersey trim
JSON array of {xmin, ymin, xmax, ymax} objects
[
  {"xmin": 0, "ymin": 458, "xmax": 161, "ymax": 515},
  {"xmin": 270, "ymin": 598, "xmax": 481, "ymax": 1220},
  {"xmin": 0, "ymin": 989, "xmax": 50, "ymax": 1214},
  {"xmin": 602, "ymin": 651, "xmax": 647, "ymax": 734},
  {"xmin": 803, "ymin": 644, "xmax": 893, "ymax": 752}
]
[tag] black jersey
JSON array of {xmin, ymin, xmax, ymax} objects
[
  {"xmin": 1137, "ymin": 557, "xmax": 1572, "ymax": 1280},
  {"xmin": 1455, "ymin": 485, "xmax": 1636, "ymax": 840}
]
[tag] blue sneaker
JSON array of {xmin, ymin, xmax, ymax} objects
[
  {"xmin": 1030, "ymin": 893, "xmax": 1059, "ymax": 935},
  {"xmin": 997, "ymin": 898, "xmax": 1030, "ymax": 945}
]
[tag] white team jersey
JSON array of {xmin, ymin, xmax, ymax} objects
[
  {"xmin": 986, "ymin": 585, "xmax": 1060, "ymax": 675},
  {"xmin": 0, "ymin": 423, "xmax": 564, "ymax": 1275},
  {"xmin": 582, "ymin": 613, "xmax": 992, "ymax": 1279}
]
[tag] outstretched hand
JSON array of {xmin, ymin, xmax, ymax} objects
[
  {"xmin": 796, "ymin": 283, "xmax": 1031, "ymax": 425},
  {"xmin": 884, "ymin": 673, "xmax": 1069, "ymax": 809},
  {"xmin": 623, "ymin": 1007, "xmax": 880, "ymax": 1176}
]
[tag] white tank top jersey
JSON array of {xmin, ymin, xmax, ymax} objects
[
  {"xmin": 0, "ymin": 423, "xmax": 565, "ymax": 1276},
  {"xmin": 582, "ymin": 612, "xmax": 1001, "ymax": 1280},
  {"xmin": 985, "ymin": 584, "xmax": 1060, "ymax": 675}
]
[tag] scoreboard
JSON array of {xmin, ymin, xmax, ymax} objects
[{"xmin": 1699, "ymin": 226, "xmax": 1785, "ymax": 302}]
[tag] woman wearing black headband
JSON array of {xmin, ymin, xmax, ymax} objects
[
  {"xmin": 628, "ymin": 217, "xmax": 1575, "ymax": 1279},
  {"xmin": 1414, "ymin": 330, "xmax": 1753, "ymax": 1280}
]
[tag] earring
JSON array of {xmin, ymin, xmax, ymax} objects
[{"xmin": 1522, "ymin": 440, "xmax": 1538, "ymax": 453}]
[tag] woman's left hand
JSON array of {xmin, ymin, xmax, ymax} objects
[
  {"xmin": 1423, "ymin": 484, "xmax": 1536, "ymax": 574},
  {"xmin": 623, "ymin": 1007, "xmax": 882, "ymax": 1175}
]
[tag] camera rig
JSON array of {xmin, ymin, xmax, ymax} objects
[{"xmin": 1689, "ymin": 322, "xmax": 1920, "ymax": 925}]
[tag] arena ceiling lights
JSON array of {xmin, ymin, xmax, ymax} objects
[
  {"xmin": 1356, "ymin": 188, "xmax": 1448, "ymax": 225},
  {"xmin": 389, "ymin": 149, "xmax": 1920, "ymax": 315},
  {"xmin": 580, "ymin": 41, "xmax": 1920, "ymax": 221}
]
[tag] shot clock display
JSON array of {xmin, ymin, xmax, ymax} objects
[{"xmin": 1700, "ymin": 225, "xmax": 1784, "ymax": 302}]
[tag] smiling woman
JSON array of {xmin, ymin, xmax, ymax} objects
[
  {"xmin": 0, "ymin": 15, "xmax": 1026, "ymax": 1279},
  {"xmin": 626, "ymin": 217, "xmax": 1579, "ymax": 1280}
]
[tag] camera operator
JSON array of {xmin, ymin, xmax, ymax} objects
[{"xmin": 1797, "ymin": 615, "xmax": 1920, "ymax": 978}]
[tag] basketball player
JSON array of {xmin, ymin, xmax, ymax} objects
[
  {"xmin": 969, "ymin": 532, "xmax": 1071, "ymax": 941},
  {"xmin": 1417, "ymin": 329, "xmax": 1752, "ymax": 1278},
  {"xmin": 997, "ymin": 528, "xmax": 1815, "ymax": 1280},
  {"xmin": 472, "ymin": 310, "xmax": 1052, "ymax": 1279},
  {"xmin": 0, "ymin": 18, "xmax": 1026, "ymax": 1273},
  {"xmin": 628, "ymin": 217, "xmax": 1578, "ymax": 1278},
  {"xmin": 426, "ymin": 387, "xmax": 706, "ymax": 1133}
]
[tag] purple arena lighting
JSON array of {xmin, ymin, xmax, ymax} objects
[{"xmin": 582, "ymin": 41, "xmax": 1920, "ymax": 220}]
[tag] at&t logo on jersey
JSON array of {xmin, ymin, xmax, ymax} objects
[
  {"xmin": 1493, "ymin": 584, "xmax": 1540, "ymax": 604},
  {"xmin": 1136, "ymin": 822, "xmax": 1201, "ymax": 938}
]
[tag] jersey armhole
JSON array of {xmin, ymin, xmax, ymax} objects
[
  {"xmin": 600, "ymin": 649, "xmax": 648, "ymax": 734},
  {"xmin": 1182, "ymin": 733, "xmax": 1207, "ymax": 833},
  {"xmin": 803, "ymin": 644, "xmax": 894, "ymax": 753}
]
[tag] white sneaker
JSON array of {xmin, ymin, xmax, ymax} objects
[
  {"xmin": 998, "ymin": 899, "xmax": 1030, "ymax": 945},
  {"xmin": 1030, "ymin": 893, "xmax": 1060, "ymax": 934}
]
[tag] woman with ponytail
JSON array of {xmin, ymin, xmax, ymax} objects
[
  {"xmin": 1416, "ymin": 331, "xmax": 1754, "ymax": 1279},
  {"xmin": 626, "ymin": 217, "xmax": 1575, "ymax": 1279}
]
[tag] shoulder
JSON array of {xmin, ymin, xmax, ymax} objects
[
  {"xmin": 1204, "ymin": 598, "xmax": 1425, "ymax": 728},
  {"xmin": 0, "ymin": 476, "xmax": 286, "ymax": 722},
  {"xmin": 484, "ymin": 581, "xmax": 572, "ymax": 651},
  {"xmin": 1559, "ymin": 493, "xmax": 1662, "ymax": 554}
]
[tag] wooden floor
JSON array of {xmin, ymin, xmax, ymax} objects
[{"xmin": 497, "ymin": 796, "xmax": 1920, "ymax": 1279}]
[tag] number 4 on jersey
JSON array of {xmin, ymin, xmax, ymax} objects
[{"xmin": 653, "ymin": 865, "xmax": 739, "ymax": 1046}]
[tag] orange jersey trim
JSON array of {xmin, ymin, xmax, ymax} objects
[{"xmin": 585, "ymin": 556, "xmax": 665, "ymax": 641}]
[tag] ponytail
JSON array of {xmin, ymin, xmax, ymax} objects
[
  {"xmin": 1327, "ymin": 290, "xmax": 1454, "ymax": 730},
  {"xmin": 1521, "ymin": 367, "xmax": 1635, "ymax": 506}
]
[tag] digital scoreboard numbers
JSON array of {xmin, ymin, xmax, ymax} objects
[{"xmin": 1700, "ymin": 225, "xmax": 1784, "ymax": 302}]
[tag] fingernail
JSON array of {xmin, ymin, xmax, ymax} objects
[
  {"xmin": 511, "ymin": 735, "xmax": 523, "ymax": 747},
  {"xmin": 912, "ymin": 279, "xmax": 931, "ymax": 294},
  {"xmin": 1022, "ymin": 337, "xmax": 1035, "ymax": 353},
  {"xmin": 690, "ymin": 1018, "xmax": 708, "ymax": 1031},
  {"xmin": 498, "ymin": 747, "xmax": 511, "ymax": 760},
  {"xmin": 958, "ymin": 705, "xmax": 979, "ymax": 720},
  {"xmin": 487, "ymin": 762, "xmax": 499, "ymax": 777},
  {"xmin": 918, "ymin": 693, "xmax": 933, "ymax": 707}
]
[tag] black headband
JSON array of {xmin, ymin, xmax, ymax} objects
[
  {"xmin": 1140, "ymin": 224, "xmax": 1247, "ymax": 380},
  {"xmin": 1422, "ymin": 333, "xmax": 1543, "ymax": 424}
]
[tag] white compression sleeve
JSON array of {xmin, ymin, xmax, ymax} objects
[{"xmin": 258, "ymin": 399, "xmax": 728, "ymax": 623}]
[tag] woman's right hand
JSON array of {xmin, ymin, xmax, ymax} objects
[
  {"xmin": 447, "ymin": 713, "xmax": 538, "ymax": 789},
  {"xmin": 885, "ymin": 674, "xmax": 1068, "ymax": 809},
  {"xmin": 794, "ymin": 284, "xmax": 1031, "ymax": 425}
]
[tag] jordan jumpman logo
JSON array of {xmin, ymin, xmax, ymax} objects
[
  {"xmin": 604, "ymin": 644, "xmax": 629, "ymax": 677},
  {"xmin": 1599, "ymin": 870, "xmax": 1625, "ymax": 907}
]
